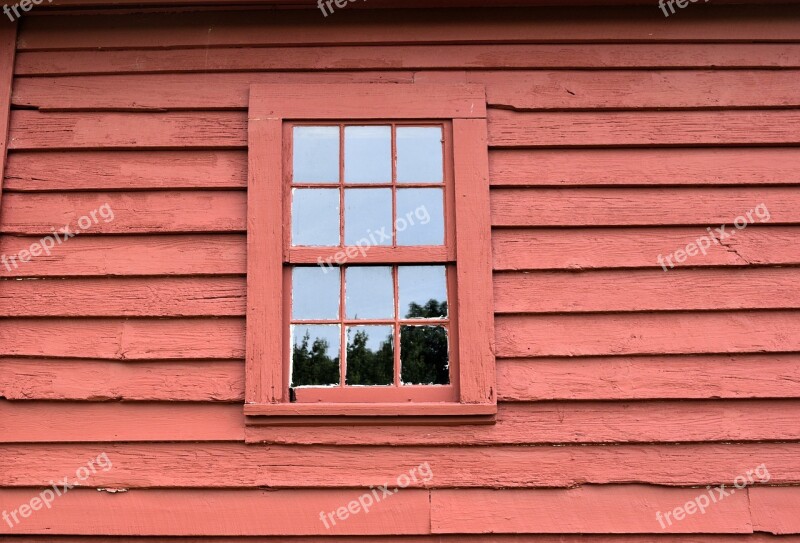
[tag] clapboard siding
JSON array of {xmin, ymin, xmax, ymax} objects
[
  {"xmin": 4, "ymin": 400, "xmax": 800, "ymax": 444},
  {"xmin": 2, "ymin": 3, "xmax": 800, "ymax": 540},
  {"xmin": 3, "ymin": 442, "xmax": 800, "ymax": 488},
  {"xmin": 16, "ymin": 7, "xmax": 800, "ymax": 50},
  {"xmin": 5, "ymin": 148, "xmax": 800, "ymax": 192},
  {"xmin": 497, "ymin": 355, "xmax": 800, "ymax": 401},
  {"xmin": 15, "ymin": 44, "xmax": 800, "ymax": 75},
  {"xmin": 11, "ymin": 109, "xmax": 800, "ymax": 149},
  {"xmin": 3, "ymin": 354, "xmax": 800, "ymax": 403},
  {"xmin": 0, "ymin": 277, "xmax": 246, "ymax": 317},
  {"xmin": 490, "ymin": 148, "xmax": 800, "ymax": 186},
  {"xmin": 494, "ymin": 268, "xmax": 800, "ymax": 313},
  {"xmin": 1, "ymin": 187, "xmax": 792, "ymax": 234},
  {"xmin": 492, "ymin": 227, "xmax": 800, "ymax": 270},
  {"xmin": 2, "ymin": 268, "xmax": 797, "ymax": 319},
  {"xmin": 0, "ymin": 359, "xmax": 244, "ymax": 401},
  {"xmin": 0, "ymin": 318, "xmax": 245, "ymax": 359},
  {"xmin": 13, "ymin": 70, "xmax": 800, "ymax": 110},
  {"xmin": 0, "ymin": 191, "xmax": 247, "ymax": 234},
  {"xmin": 4, "ymin": 151, "xmax": 247, "ymax": 191},
  {"xmin": 0, "ymin": 234, "xmax": 246, "ymax": 276}
]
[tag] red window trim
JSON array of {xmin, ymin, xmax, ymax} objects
[{"xmin": 245, "ymin": 83, "xmax": 495, "ymax": 425}]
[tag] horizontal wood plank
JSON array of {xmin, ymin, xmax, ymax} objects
[
  {"xmin": 0, "ymin": 234, "xmax": 246, "ymax": 277},
  {"xmin": 0, "ymin": 488, "xmax": 430, "ymax": 536},
  {"xmin": 497, "ymin": 354, "xmax": 800, "ymax": 401},
  {"xmin": 494, "ymin": 268, "xmax": 800, "ymax": 313},
  {"xmin": 488, "ymin": 109, "xmax": 800, "ymax": 147},
  {"xmin": 5, "ymin": 399, "xmax": 800, "ymax": 444},
  {"xmin": 0, "ymin": 359, "xmax": 244, "ymax": 401},
  {"xmin": 15, "ymin": 110, "xmax": 800, "ymax": 150},
  {"xmin": 491, "ymin": 187, "xmax": 790, "ymax": 227},
  {"xmin": 4, "ymin": 151, "xmax": 247, "ymax": 191},
  {"xmin": 248, "ymin": 399, "xmax": 800, "ymax": 445},
  {"xmin": 14, "ymin": 70, "xmax": 800, "ymax": 111},
  {"xmin": 492, "ymin": 227, "xmax": 800, "ymax": 270},
  {"xmin": 2, "ymin": 537, "xmax": 796, "ymax": 543},
  {"xmin": 1, "ymin": 442, "xmax": 795, "ymax": 488},
  {"xmin": 3, "ymin": 353, "xmax": 797, "ymax": 403},
  {"xmin": 496, "ymin": 311, "xmax": 800, "ymax": 357},
  {"xmin": 750, "ymin": 486, "xmax": 800, "ymax": 534},
  {"xmin": 0, "ymin": 318, "xmax": 245, "ymax": 359},
  {"xmin": 0, "ymin": 401, "xmax": 244, "ymax": 442},
  {"xmin": 1, "ymin": 188, "xmax": 789, "ymax": 234},
  {"xmin": 1, "ymin": 191, "xmax": 247, "ymax": 234},
  {"xmin": 473, "ymin": 70, "xmax": 800, "ymax": 110},
  {"xmin": 1, "ymin": 227, "xmax": 793, "ymax": 278},
  {"xmin": 490, "ymin": 148, "xmax": 800, "ymax": 186},
  {"xmin": 431, "ymin": 486, "xmax": 751, "ymax": 533},
  {"xmin": 16, "ymin": 6, "xmax": 800, "ymax": 50},
  {"xmin": 11, "ymin": 72, "xmax": 414, "ymax": 111},
  {"xmin": 8, "ymin": 111, "xmax": 247, "ymax": 150},
  {"xmin": 17, "ymin": 44, "xmax": 800, "ymax": 75},
  {"xmin": 0, "ymin": 277, "xmax": 245, "ymax": 317}
]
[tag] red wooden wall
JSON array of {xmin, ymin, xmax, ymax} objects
[{"xmin": 2, "ymin": 4, "xmax": 800, "ymax": 539}]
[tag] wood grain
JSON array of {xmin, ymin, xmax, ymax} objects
[
  {"xmin": 4, "ymin": 150, "xmax": 247, "ymax": 191},
  {"xmin": 14, "ymin": 70, "xmax": 800, "ymax": 111},
  {"xmin": 492, "ymin": 227, "xmax": 800, "ymax": 270},
  {"xmin": 0, "ymin": 318, "xmax": 245, "ymax": 359},
  {"xmin": 2, "ymin": 442, "xmax": 796, "ymax": 488},
  {"xmin": 16, "ymin": 44, "xmax": 800, "ymax": 75},
  {"xmin": 497, "ymin": 354, "xmax": 800, "ymax": 401},
  {"xmin": 1, "ymin": 191, "xmax": 246, "ymax": 234},
  {"xmin": 496, "ymin": 311, "xmax": 800, "ymax": 358},
  {"xmin": 0, "ymin": 487, "xmax": 430, "ymax": 536},
  {"xmin": 488, "ymin": 109, "xmax": 800, "ymax": 147},
  {"xmin": 0, "ymin": 277, "xmax": 245, "ymax": 317},
  {"xmin": 0, "ymin": 359, "xmax": 244, "ymax": 401},
  {"xmin": 17, "ymin": 6, "xmax": 800, "ymax": 50},
  {"xmin": 248, "ymin": 399, "xmax": 800, "ymax": 445},
  {"xmin": 491, "ymin": 187, "xmax": 792, "ymax": 227},
  {"xmin": 0, "ymin": 234, "xmax": 246, "ymax": 277},
  {"xmin": 431, "ymin": 486, "xmax": 751, "ymax": 533},
  {"xmin": 494, "ymin": 268, "xmax": 800, "ymax": 313},
  {"xmin": 490, "ymin": 148, "xmax": 800, "ymax": 186}
]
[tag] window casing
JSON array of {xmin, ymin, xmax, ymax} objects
[{"xmin": 245, "ymin": 84, "xmax": 495, "ymax": 425}]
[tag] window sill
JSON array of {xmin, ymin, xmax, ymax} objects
[{"xmin": 244, "ymin": 402, "xmax": 496, "ymax": 426}]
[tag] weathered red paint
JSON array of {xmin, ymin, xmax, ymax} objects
[{"xmin": 1, "ymin": 3, "xmax": 799, "ymax": 539}]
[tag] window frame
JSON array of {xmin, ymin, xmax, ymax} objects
[{"xmin": 245, "ymin": 83, "xmax": 495, "ymax": 425}]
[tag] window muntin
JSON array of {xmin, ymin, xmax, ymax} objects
[
  {"xmin": 286, "ymin": 122, "xmax": 456, "ymax": 402},
  {"xmin": 290, "ymin": 264, "xmax": 451, "ymax": 389}
]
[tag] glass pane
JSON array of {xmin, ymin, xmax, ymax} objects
[
  {"xmin": 292, "ymin": 267, "xmax": 340, "ymax": 320},
  {"xmin": 400, "ymin": 325, "xmax": 449, "ymax": 385},
  {"xmin": 293, "ymin": 126, "xmax": 339, "ymax": 183},
  {"xmin": 344, "ymin": 188, "xmax": 392, "ymax": 247},
  {"xmin": 396, "ymin": 188, "xmax": 444, "ymax": 246},
  {"xmin": 398, "ymin": 266, "xmax": 447, "ymax": 319},
  {"xmin": 397, "ymin": 127, "xmax": 443, "ymax": 183},
  {"xmin": 291, "ymin": 324, "xmax": 340, "ymax": 386},
  {"xmin": 292, "ymin": 188, "xmax": 339, "ymax": 246},
  {"xmin": 346, "ymin": 325, "xmax": 394, "ymax": 386},
  {"xmin": 344, "ymin": 126, "xmax": 392, "ymax": 183},
  {"xmin": 345, "ymin": 266, "xmax": 394, "ymax": 320}
]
